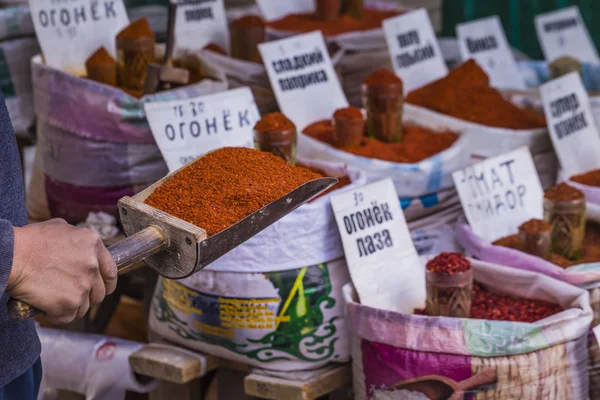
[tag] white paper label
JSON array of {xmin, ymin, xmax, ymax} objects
[
  {"xmin": 330, "ymin": 179, "xmax": 425, "ymax": 314},
  {"xmin": 173, "ymin": 0, "xmax": 229, "ymax": 53},
  {"xmin": 456, "ymin": 16, "xmax": 525, "ymax": 90},
  {"xmin": 259, "ymin": 31, "xmax": 348, "ymax": 129},
  {"xmin": 29, "ymin": 0, "xmax": 129, "ymax": 76},
  {"xmin": 254, "ymin": 0, "xmax": 313, "ymax": 22},
  {"xmin": 452, "ymin": 147, "xmax": 544, "ymax": 243},
  {"xmin": 144, "ymin": 87, "xmax": 259, "ymax": 172},
  {"xmin": 540, "ymin": 72, "xmax": 600, "ymax": 178},
  {"xmin": 382, "ymin": 9, "xmax": 447, "ymax": 94},
  {"xmin": 535, "ymin": 6, "xmax": 600, "ymax": 64}
]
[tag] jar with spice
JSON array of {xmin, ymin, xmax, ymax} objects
[
  {"xmin": 425, "ymin": 253, "xmax": 473, "ymax": 318},
  {"xmin": 518, "ymin": 219, "xmax": 551, "ymax": 259},
  {"xmin": 543, "ymin": 183, "xmax": 586, "ymax": 260},
  {"xmin": 332, "ymin": 106, "xmax": 364, "ymax": 149},
  {"xmin": 230, "ymin": 16, "xmax": 265, "ymax": 64},
  {"xmin": 341, "ymin": 0, "xmax": 364, "ymax": 19},
  {"xmin": 116, "ymin": 18, "xmax": 156, "ymax": 93},
  {"xmin": 316, "ymin": 0, "xmax": 341, "ymax": 21},
  {"xmin": 254, "ymin": 113, "xmax": 298, "ymax": 165},
  {"xmin": 85, "ymin": 47, "xmax": 117, "ymax": 87},
  {"xmin": 362, "ymin": 69, "xmax": 404, "ymax": 143}
]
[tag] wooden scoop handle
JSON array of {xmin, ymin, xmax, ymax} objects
[{"xmin": 8, "ymin": 226, "xmax": 168, "ymax": 321}]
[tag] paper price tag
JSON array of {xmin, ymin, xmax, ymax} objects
[
  {"xmin": 382, "ymin": 9, "xmax": 447, "ymax": 93},
  {"xmin": 173, "ymin": 0, "xmax": 229, "ymax": 53},
  {"xmin": 259, "ymin": 31, "xmax": 348, "ymax": 129},
  {"xmin": 330, "ymin": 179, "xmax": 425, "ymax": 314},
  {"xmin": 535, "ymin": 6, "xmax": 600, "ymax": 64},
  {"xmin": 144, "ymin": 87, "xmax": 259, "ymax": 172},
  {"xmin": 452, "ymin": 147, "xmax": 544, "ymax": 243},
  {"xmin": 456, "ymin": 16, "xmax": 525, "ymax": 90},
  {"xmin": 29, "ymin": 0, "xmax": 129, "ymax": 76},
  {"xmin": 254, "ymin": 0, "xmax": 313, "ymax": 22},
  {"xmin": 540, "ymin": 72, "xmax": 600, "ymax": 178}
]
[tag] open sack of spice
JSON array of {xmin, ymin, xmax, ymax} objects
[
  {"xmin": 299, "ymin": 68, "xmax": 470, "ymax": 223},
  {"xmin": 406, "ymin": 59, "xmax": 558, "ymax": 189},
  {"xmin": 149, "ymin": 157, "xmax": 367, "ymax": 371},
  {"xmin": 344, "ymin": 254, "xmax": 593, "ymax": 400},
  {"xmin": 27, "ymin": 33, "xmax": 227, "ymax": 224}
]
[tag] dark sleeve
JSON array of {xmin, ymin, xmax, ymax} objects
[{"xmin": 0, "ymin": 89, "xmax": 27, "ymax": 296}]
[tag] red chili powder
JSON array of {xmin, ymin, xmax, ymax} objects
[
  {"xmin": 117, "ymin": 18, "xmax": 154, "ymax": 40},
  {"xmin": 254, "ymin": 112, "xmax": 296, "ymax": 133},
  {"xmin": 571, "ymin": 169, "xmax": 600, "ymax": 187},
  {"xmin": 333, "ymin": 107, "xmax": 363, "ymax": 120},
  {"xmin": 145, "ymin": 147, "xmax": 321, "ymax": 236},
  {"xmin": 544, "ymin": 182, "xmax": 584, "ymax": 202},
  {"xmin": 363, "ymin": 68, "xmax": 402, "ymax": 86},
  {"xmin": 203, "ymin": 43, "xmax": 227, "ymax": 55},
  {"xmin": 231, "ymin": 15, "xmax": 265, "ymax": 28},
  {"xmin": 519, "ymin": 218, "xmax": 551, "ymax": 233},
  {"xmin": 426, "ymin": 252, "xmax": 471, "ymax": 275},
  {"xmin": 406, "ymin": 60, "xmax": 546, "ymax": 130},
  {"xmin": 304, "ymin": 119, "xmax": 457, "ymax": 163},
  {"xmin": 86, "ymin": 47, "xmax": 115, "ymax": 65},
  {"xmin": 267, "ymin": 8, "xmax": 400, "ymax": 36}
]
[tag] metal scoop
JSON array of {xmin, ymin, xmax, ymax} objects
[{"xmin": 9, "ymin": 168, "xmax": 336, "ymax": 320}]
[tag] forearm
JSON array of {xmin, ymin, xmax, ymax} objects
[{"xmin": 0, "ymin": 219, "xmax": 14, "ymax": 297}]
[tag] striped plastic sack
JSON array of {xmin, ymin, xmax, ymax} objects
[
  {"xmin": 345, "ymin": 258, "xmax": 593, "ymax": 400},
  {"xmin": 149, "ymin": 159, "xmax": 367, "ymax": 371},
  {"xmin": 29, "ymin": 52, "xmax": 227, "ymax": 223}
]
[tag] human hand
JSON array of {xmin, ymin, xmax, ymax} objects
[{"xmin": 7, "ymin": 219, "xmax": 117, "ymax": 325}]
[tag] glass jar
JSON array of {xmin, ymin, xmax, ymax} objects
[
  {"xmin": 549, "ymin": 56, "xmax": 582, "ymax": 80},
  {"xmin": 362, "ymin": 83, "xmax": 403, "ymax": 143},
  {"xmin": 342, "ymin": 0, "xmax": 364, "ymax": 18},
  {"xmin": 116, "ymin": 34, "xmax": 155, "ymax": 91},
  {"xmin": 543, "ymin": 196, "xmax": 586, "ymax": 260},
  {"xmin": 426, "ymin": 269, "xmax": 472, "ymax": 318},
  {"xmin": 230, "ymin": 17, "xmax": 265, "ymax": 64},
  {"xmin": 518, "ymin": 228, "xmax": 551, "ymax": 259},
  {"xmin": 316, "ymin": 0, "xmax": 341, "ymax": 21},
  {"xmin": 254, "ymin": 127, "xmax": 298, "ymax": 165},
  {"xmin": 333, "ymin": 113, "xmax": 364, "ymax": 149}
]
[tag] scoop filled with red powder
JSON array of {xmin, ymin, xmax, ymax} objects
[{"xmin": 145, "ymin": 147, "xmax": 321, "ymax": 236}]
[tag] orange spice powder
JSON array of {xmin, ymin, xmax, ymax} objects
[
  {"xmin": 333, "ymin": 107, "xmax": 363, "ymax": 120},
  {"xmin": 254, "ymin": 112, "xmax": 296, "ymax": 133},
  {"xmin": 571, "ymin": 169, "xmax": 600, "ymax": 187}
]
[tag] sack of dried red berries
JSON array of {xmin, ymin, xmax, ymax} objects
[{"xmin": 344, "ymin": 255, "xmax": 592, "ymax": 400}]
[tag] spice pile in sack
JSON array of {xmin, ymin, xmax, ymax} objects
[
  {"xmin": 229, "ymin": 15, "xmax": 265, "ymax": 63},
  {"xmin": 145, "ymin": 147, "xmax": 321, "ymax": 236},
  {"xmin": 406, "ymin": 60, "xmax": 547, "ymax": 130},
  {"xmin": 572, "ymin": 169, "xmax": 600, "ymax": 187}
]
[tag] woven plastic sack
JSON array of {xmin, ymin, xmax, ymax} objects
[
  {"xmin": 29, "ymin": 52, "xmax": 227, "ymax": 223},
  {"xmin": 344, "ymin": 257, "xmax": 593, "ymax": 400},
  {"xmin": 298, "ymin": 105, "xmax": 471, "ymax": 222},
  {"xmin": 149, "ymin": 159, "xmax": 366, "ymax": 371},
  {"xmin": 0, "ymin": 36, "xmax": 39, "ymax": 137}
]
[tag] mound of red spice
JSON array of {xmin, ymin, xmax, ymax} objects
[
  {"xmin": 145, "ymin": 147, "xmax": 321, "ymax": 236},
  {"xmin": 254, "ymin": 112, "xmax": 296, "ymax": 133},
  {"xmin": 333, "ymin": 107, "xmax": 363, "ymax": 120},
  {"xmin": 117, "ymin": 18, "xmax": 154, "ymax": 40},
  {"xmin": 304, "ymin": 120, "xmax": 457, "ymax": 163},
  {"xmin": 544, "ymin": 182, "xmax": 584, "ymax": 202},
  {"xmin": 426, "ymin": 252, "xmax": 471, "ymax": 275},
  {"xmin": 266, "ymin": 8, "xmax": 400, "ymax": 36},
  {"xmin": 86, "ymin": 47, "xmax": 115, "ymax": 66},
  {"xmin": 363, "ymin": 68, "xmax": 402, "ymax": 86},
  {"xmin": 406, "ymin": 60, "xmax": 546, "ymax": 130},
  {"xmin": 571, "ymin": 169, "xmax": 600, "ymax": 187},
  {"xmin": 519, "ymin": 218, "xmax": 551, "ymax": 233}
]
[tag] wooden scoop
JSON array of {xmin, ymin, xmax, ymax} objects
[
  {"xmin": 389, "ymin": 368, "xmax": 497, "ymax": 400},
  {"xmin": 8, "ymin": 158, "xmax": 337, "ymax": 320}
]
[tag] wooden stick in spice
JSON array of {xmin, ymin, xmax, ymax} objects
[
  {"xmin": 254, "ymin": 113, "xmax": 298, "ymax": 165},
  {"xmin": 116, "ymin": 18, "xmax": 156, "ymax": 92},
  {"xmin": 144, "ymin": 147, "xmax": 321, "ymax": 236},
  {"xmin": 362, "ymin": 68, "xmax": 404, "ymax": 143},
  {"xmin": 518, "ymin": 219, "xmax": 551, "ymax": 259},
  {"xmin": 159, "ymin": 2, "xmax": 189, "ymax": 90},
  {"xmin": 332, "ymin": 107, "xmax": 364, "ymax": 149},
  {"xmin": 85, "ymin": 47, "xmax": 117, "ymax": 87},
  {"xmin": 230, "ymin": 16, "xmax": 265, "ymax": 64},
  {"xmin": 543, "ymin": 183, "xmax": 586, "ymax": 260}
]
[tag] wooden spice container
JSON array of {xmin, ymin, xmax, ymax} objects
[
  {"xmin": 85, "ymin": 47, "xmax": 117, "ymax": 87},
  {"xmin": 518, "ymin": 219, "xmax": 551, "ymax": 259},
  {"xmin": 316, "ymin": 0, "xmax": 341, "ymax": 21},
  {"xmin": 543, "ymin": 183, "xmax": 586, "ymax": 260},
  {"xmin": 425, "ymin": 253, "xmax": 473, "ymax": 318},
  {"xmin": 362, "ymin": 68, "xmax": 404, "ymax": 143},
  {"xmin": 116, "ymin": 18, "xmax": 156, "ymax": 91},
  {"xmin": 230, "ymin": 16, "xmax": 265, "ymax": 64},
  {"xmin": 254, "ymin": 113, "xmax": 298, "ymax": 165},
  {"xmin": 332, "ymin": 107, "xmax": 365, "ymax": 148}
]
